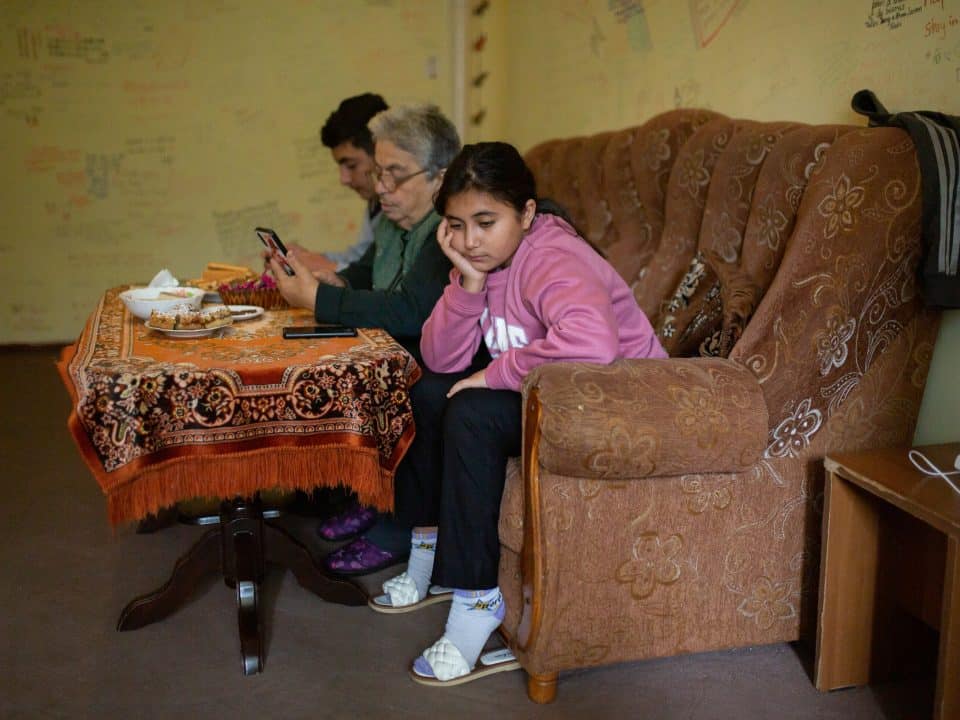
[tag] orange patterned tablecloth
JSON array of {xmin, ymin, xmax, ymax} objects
[{"xmin": 58, "ymin": 286, "xmax": 420, "ymax": 525}]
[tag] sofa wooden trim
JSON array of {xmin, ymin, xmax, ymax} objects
[{"xmin": 517, "ymin": 386, "xmax": 544, "ymax": 653}]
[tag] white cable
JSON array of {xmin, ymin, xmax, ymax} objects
[{"xmin": 907, "ymin": 449, "xmax": 960, "ymax": 495}]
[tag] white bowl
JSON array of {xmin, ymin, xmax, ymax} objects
[{"xmin": 119, "ymin": 286, "xmax": 205, "ymax": 320}]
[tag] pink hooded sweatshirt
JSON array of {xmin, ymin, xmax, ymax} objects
[{"xmin": 421, "ymin": 213, "xmax": 667, "ymax": 391}]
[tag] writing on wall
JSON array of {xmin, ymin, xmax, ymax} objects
[{"xmin": 690, "ymin": 0, "xmax": 741, "ymax": 48}]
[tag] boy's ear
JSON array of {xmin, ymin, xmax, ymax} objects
[{"xmin": 522, "ymin": 199, "xmax": 536, "ymax": 230}]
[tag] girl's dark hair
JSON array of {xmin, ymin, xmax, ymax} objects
[{"xmin": 434, "ymin": 142, "xmax": 577, "ymax": 230}]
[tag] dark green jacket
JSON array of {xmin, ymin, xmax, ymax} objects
[{"xmin": 313, "ymin": 210, "xmax": 451, "ymax": 345}]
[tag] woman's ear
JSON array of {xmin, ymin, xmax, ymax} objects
[{"xmin": 521, "ymin": 199, "xmax": 536, "ymax": 231}]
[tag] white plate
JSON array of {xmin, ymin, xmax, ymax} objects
[
  {"xmin": 145, "ymin": 321, "xmax": 230, "ymax": 338},
  {"xmin": 226, "ymin": 305, "xmax": 265, "ymax": 322}
]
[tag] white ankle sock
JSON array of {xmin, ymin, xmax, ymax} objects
[
  {"xmin": 443, "ymin": 587, "xmax": 505, "ymax": 669},
  {"xmin": 405, "ymin": 530, "xmax": 437, "ymax": 599}
]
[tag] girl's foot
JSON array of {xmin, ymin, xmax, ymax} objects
[
  {"xmin": 411, "ymin": 587, "xmax": 506, "ymax": 682},
  {"xmin": 368, "ymin": 577, "xmax": 453, "ymax": 613}
]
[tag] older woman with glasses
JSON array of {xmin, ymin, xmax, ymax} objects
[
  {"xmin": 272, "ymin": 103, "xmax": 459, "ymax": 346},
  {"xmin": 270, "ymin": 103, "xmax": 461, "ymax": 576}
]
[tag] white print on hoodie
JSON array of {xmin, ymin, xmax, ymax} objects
[{"xmin": 480, "ymin": 308, "xmax": 529, "ymax": 357}]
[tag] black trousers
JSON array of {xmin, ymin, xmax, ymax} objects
[{"xmin": 394, "ymin": 354, "xmax": 521, "ymax": 590}]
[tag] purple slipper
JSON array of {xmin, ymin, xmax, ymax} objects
[
  {"xmin": 324, "ymin": 537, "xmax": 409, "ymax": 576},
  {"xmin": 318, "ymin": 503, "xmax": 377, "ymax": 541}
]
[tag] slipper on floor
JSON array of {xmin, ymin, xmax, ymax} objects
[
  {"xmin": 317, "ymin": 503, "xmax": 376, "ymax": 541},
  {"xmin": 368, "ymin": 579, "xmax": 454, "ymax": 614},
  {"xmin": 323, "ymin": 537, "xmax": 408, "ymax": 577},
  {"xmin": 409, "ymin": 643, "xmax": 520, "ymax": 687}
]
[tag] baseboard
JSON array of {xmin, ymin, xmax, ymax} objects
[{"xmin": 0, "ymin": 342, "xmax": 67, "ymax": 351}]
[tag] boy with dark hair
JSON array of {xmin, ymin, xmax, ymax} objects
[{"xmin": 285, "ymin": 93, "xmax": 388, "ymax": 273}]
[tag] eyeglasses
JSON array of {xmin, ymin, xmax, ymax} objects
[{"xmin": 370, "ymin": 165, "xmax": 428, "ymax": 192}]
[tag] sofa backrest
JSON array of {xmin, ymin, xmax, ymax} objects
[
  {"xmin": 524, "ymin": 111, "xmax": 939, "ymax": 446},
  {"xmin": 525, "ymin": 109, "xmax": 721, "ymax": 287}
]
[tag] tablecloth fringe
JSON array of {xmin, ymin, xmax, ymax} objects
[{"xmin": 105, "ymin": 445, "xmax": 394, "ymax": 526}]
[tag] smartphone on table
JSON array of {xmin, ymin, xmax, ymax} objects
[
  {"xmin": 255, "ymin": 227, "xmax": 295, "ymax": 276},
  {"xmin": 282, "ymin": 325, "xmax": 358, "ymax": 339}
]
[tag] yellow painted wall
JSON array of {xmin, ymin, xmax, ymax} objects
[
  {"xmin": 501, "ymin": 0, "xmax": 960, "ymax": 444},
  {"xmin": 1, "ymin": 0, "xmax": 454, "ymax": 343},
  {"xmin": 502, "ymin": 0, "xmax": 960, "ymax": 148}
]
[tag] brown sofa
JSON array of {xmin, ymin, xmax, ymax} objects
[{"xmin": 497, "ymin": 109, "xmax": 941, "ymax": 702}]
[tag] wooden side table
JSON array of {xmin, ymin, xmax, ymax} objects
[{"xmin": 816, "ymin": 443, "xmax": 960, "ymax": 719}]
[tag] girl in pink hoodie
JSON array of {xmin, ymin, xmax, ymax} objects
[{"xmin": 369, "ymin": 142, "xmax": 667, "ymax": 685}]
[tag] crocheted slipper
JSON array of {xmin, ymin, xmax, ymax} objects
[
  {"xmin": 368, "ymin": 573, "xmax": 453, "ymax": 614},
  {"xmin": 323, "ymin": 537, "xmax": 408, "ymax": 577},
  {"xmin": 410, "ymin": 641, "xmax": 519, "ymax": 686},
  {"xmin": 317, "ymin": 503, "xmax": 376, "ymax": 541}
]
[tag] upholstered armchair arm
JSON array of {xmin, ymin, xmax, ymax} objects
[
  {"xmin": 522, "ymin": 357, "xmax": 768, "ymax": 479},
  {"xmin": 509, "ymin": 358, "xmax": 768, "ymax": 689}
]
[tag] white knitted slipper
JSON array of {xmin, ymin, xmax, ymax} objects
[
  {"xmin": 409, "ymin": 639, "xmax": 520, "ymax": 687},
  {"xmin": 368, "ymin": 573, "xmax": 453, "ymax": 614}
]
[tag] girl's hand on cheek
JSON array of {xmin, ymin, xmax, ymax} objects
[{"xmin": 437, "ymin": 219, "xmax": 486, "ymax": 292}]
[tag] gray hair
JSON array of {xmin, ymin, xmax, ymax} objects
[{"xmin": 369, "ymin": 103, "xmax": 461, "ymax": 179}]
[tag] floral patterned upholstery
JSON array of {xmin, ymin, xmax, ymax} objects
[{"xmin": 502, "ymin": 112, "xmax": 941, "ymax": 702}]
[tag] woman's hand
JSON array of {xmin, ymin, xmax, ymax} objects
[
  {"xmin": 446, "ymin": 368, "xmax": 488, "ymax": 397},
  {"xmin": 310, "ymin": 267, "xmax": 346, "ymax": 287},
  {"xmin": 262, "ymin": 244, "xmax": 337, "ymax": 275},
  {"xmin": 269, "ymin": 250, "xmax": 324, "ymax": 310},
  {"xmin": 437, "ymin": 218, "xmax": 486, "ymax": 293},
  {"xmin": 286, "ymin": 243, "xmax": 338, "ymax": 274}
]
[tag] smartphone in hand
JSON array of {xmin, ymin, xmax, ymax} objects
[
  {"xmin": 282, "ymin": 325, "xmax": 358, "ymax": 339},
  {"xmin": 256, "ymin": 227, "xmax": 295, "ymax": 276}
]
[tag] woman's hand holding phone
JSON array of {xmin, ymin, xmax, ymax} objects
[
  {"xmin": 268, "ymin": 251, "xmax": 321, "ymax": 310},
  {"xmin": 284, "ymin": 243, "xmax": 338, "ymax": 274}
]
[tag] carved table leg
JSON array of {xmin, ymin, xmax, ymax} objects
[
  {"xmin": 219, "ymin": 497, "xmax": 265, "ymax": 675},
  {"xmin": 233, "ymin": 529, "xmax": 263, "ymax": 675},
  {"xmin": 117, "ymin": 526, "xmax": 222, "ymax": 631},
  {"xmin": 262, "ymin": 521, "xmax": 366, "ymax": 606},
  {"xmin": 116, "ymin": 494, "xmax": 367, "ymax": 676}
]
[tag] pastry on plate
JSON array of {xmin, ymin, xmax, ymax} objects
[
  {"xmin": 201, "ymin": 305, "xmax": 232, "ymax": 329},
  {"xmin": 176, "ymin": 310, "xmax": 205, "ymax": 330},
  {"xmin": 149, "ymin": 310, "xmax": 178, "ymax": 329}
]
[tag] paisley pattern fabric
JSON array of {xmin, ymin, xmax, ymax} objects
[
  {"xmin": 59, "ymin": 287, "xmax": 420, "ymax": 524},
  {"xmin": 503, "ymin": 115, "xmax": 940, "ymax": 680}
]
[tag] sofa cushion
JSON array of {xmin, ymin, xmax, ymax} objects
[
  {"xmin": 654, "ymin": 122, "xmax": 801, "ymax": 357},
  {"xmin": 656, "ymin": 251, "xmax": 722, "ymax": 356},
  {"xmin": 656, "ymin": 251, "xmax": 761, "ymax": 357},
  {"xmin": 631, "ymin": 116, "xmax": 738, "ymax": 322}
]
